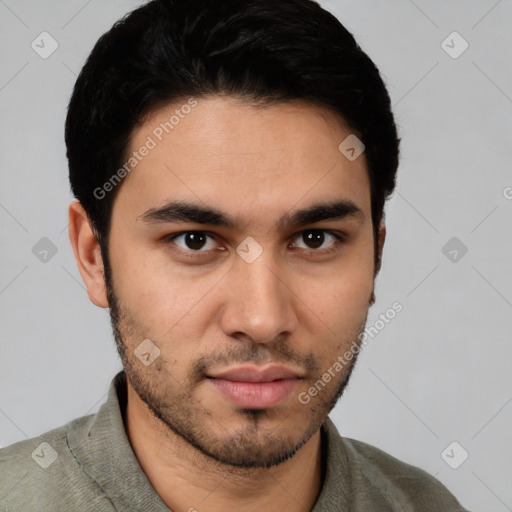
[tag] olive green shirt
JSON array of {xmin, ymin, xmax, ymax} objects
[{"xmin": 0, "ymin": 371, "xmax": 467, "ymax": 511}]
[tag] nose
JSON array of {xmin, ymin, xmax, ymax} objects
[{"xmin": 219, "ymin": 252, "xmax": 298, "ymax": 345}]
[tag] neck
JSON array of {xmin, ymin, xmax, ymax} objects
[{"xmin": 125, "ymin": 383, "xmax": 324, "ymax": 512}]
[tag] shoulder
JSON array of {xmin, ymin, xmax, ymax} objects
[
  {"xmin": 320, "ymin": 417, "xmax": 468, "ymax": 511},
  {"xmin": 341, "ymin": 436, "xmax": 468, "ymax": 510},
  {"xmin": 0, "ymin": 415, "xmax": 112, "ymax": 512}
]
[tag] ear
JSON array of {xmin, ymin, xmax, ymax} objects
[
  {"xmin": 375, "ymin": 220, "xmax": 386, "ymax": 277},
  {"xmin": 68, "ymin": 200, "xmax": 109, "ymax": 308},
  {"xmin": 370, "ymin": 220, "xmax": 386, "ymax": 305}
]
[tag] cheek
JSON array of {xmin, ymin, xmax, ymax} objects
[
  {"xmin": 309, "ymin": 277, "xmax": 372, "ymax": 343},
  {"xmin": 304, "ymin": 248, "xmax": 374, "ymax": 317},
  {"xmin": 297, "ymin": 251, "xmax": 374, "ymax": 356},
  {"xmin": 108, "ymin": 240, "xmax": 224, "ymax": 345}
]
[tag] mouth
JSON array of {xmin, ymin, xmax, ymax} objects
[{"xmin": 205, "ymin": 364, "xmax": 303, "ymax": 409}]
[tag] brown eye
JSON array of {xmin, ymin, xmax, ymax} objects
[
  {"xmin": 170, "ymin": 231, "xmax": 217, "ymax": 252},
  {"xmin": 302, "ymin": 230, "xmax": 325, "ymax": 249},
  {"xmin": 291, "ymin": 229, "xmax": 343, "ymax": 253},
  {"xmin": 183, "ymin": 232, "xmax": 207, "ymax": 250}
]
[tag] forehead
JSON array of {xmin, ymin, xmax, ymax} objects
[{"xmin": 115, "ymin": 96, "xmax": 371, "ymax": 225}]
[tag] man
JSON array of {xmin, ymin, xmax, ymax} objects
[{"xmin": 0, "ymin": 0, "xmax": 468, "ymax": 510}]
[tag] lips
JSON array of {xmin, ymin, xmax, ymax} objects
[
  {"xmin": 207, "ymin": 364, "xmax": 302, "ymax": 382},
  {"xmin": 206, "ymin": 364, "xmax": 303, "ymax": 409}
]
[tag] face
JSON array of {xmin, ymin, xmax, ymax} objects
[{"xmin": 104, "ymin": 95, "xmax": 379, "ymax": 468}]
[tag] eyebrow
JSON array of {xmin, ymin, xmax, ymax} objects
[{"xmin": 138, "ymin": 199, "xmax": 364, "ymax": 230}]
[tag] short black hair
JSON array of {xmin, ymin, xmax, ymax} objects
[{"xmin": 65, "ymin": 0, "xmax": 400, "ymax": 268}]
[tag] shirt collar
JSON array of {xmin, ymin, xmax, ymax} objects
[{"xmin": 67, "ymin": 370, "xmax": 171, "ymax": 510}]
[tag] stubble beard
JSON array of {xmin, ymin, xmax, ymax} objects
[{"xmin": 103, "ymin": 259, "xmax": 364, "ymax": 470}]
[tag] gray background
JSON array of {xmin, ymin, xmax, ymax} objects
[{"xmin": 1, "ymin": 1, "xmax": 511, "ymax": 510}]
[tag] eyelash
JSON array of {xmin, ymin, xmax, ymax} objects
[{"xmin": 164, "ymin": 230, "xmax": 346, "ymax": 258}]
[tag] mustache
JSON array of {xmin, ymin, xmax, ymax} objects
[{"xmin": 189, "ymin": 343, "xmax": 320, "ymax": 384}]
